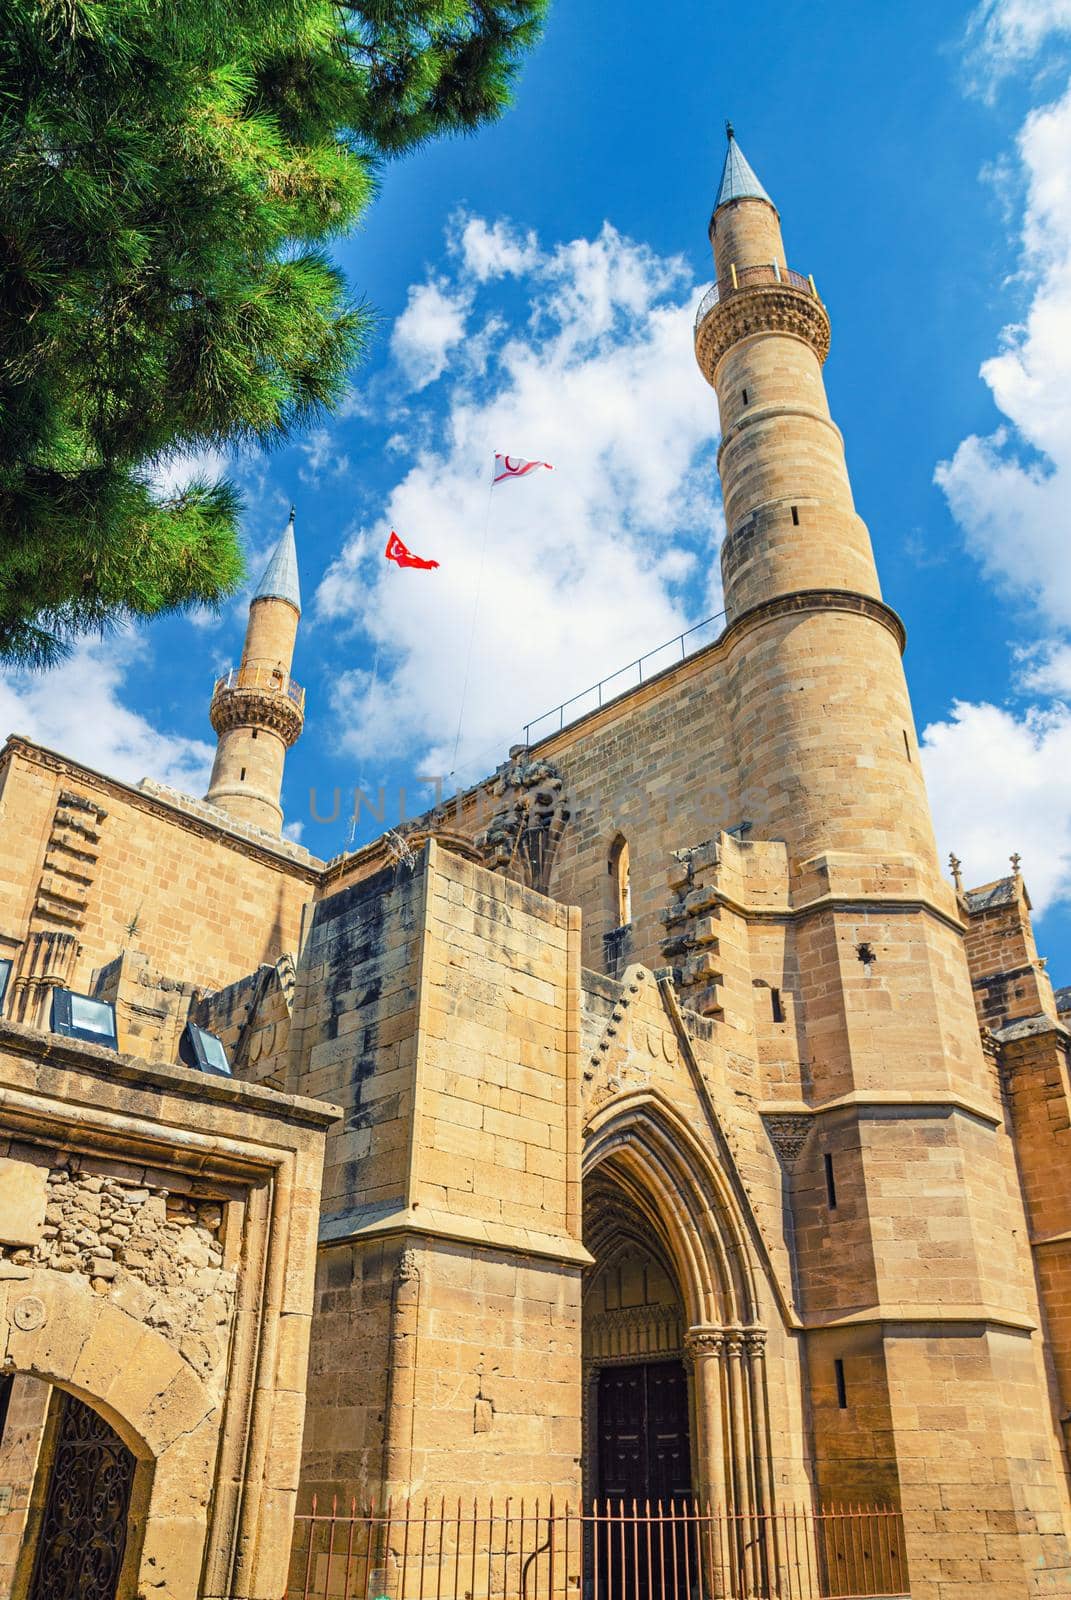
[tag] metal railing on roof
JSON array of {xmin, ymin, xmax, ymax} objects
[
  {"xmin": 695, "ymin": 264, "xmax": 817, "ymax": 330},
  {"xmin": 522, "ymin": 609, "xmax": 727, "ymax": 748},
  {"xmin": 212, "ymin": 664, "xmax": 305, "ymax": 710}
]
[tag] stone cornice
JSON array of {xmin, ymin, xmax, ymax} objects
[
  {"xmin": 0, "ymin": 1018, "xmax": 339, "ymax": 1130},
  {"xmin": 717, "ymin": 403, "xmax": 845, "ymax": 472},
  {"xmin": 695, "ymin": 284, "xmax": 831, "ymax": 383},
  {"xmin": 757, "ymin": 1089, "xmax": 1001, "ymax": 1129},
  {"xmin": 527, "ymin": 591, "xmax": 908, "ymax": 762},
  {"xmin": 318, "ymin": 1200, "xmax": 593, "ymax": 1267},
  {"xmin": 0, "ymin": 736, "xmax": 322, "ymax": 882},
  {"xmin": 705, "ymin": 886, "xmax": 966, "ymax": 938},
  {"xmin": 721, "ymin": 587, "xmax": 907, "ymax": 657},
  {"xmin": 801, "ymin": 1302, "xmax": 1036, "ymax": 1334}
]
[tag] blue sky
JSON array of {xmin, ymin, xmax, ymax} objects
[{"xmin": 6, "ymin": 0, "xmax": 1071, "ymax": 980}]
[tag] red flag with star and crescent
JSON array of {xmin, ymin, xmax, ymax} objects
[{"xmin": 385, "ymin": 531, "xmax": 439, "ymax": 570}]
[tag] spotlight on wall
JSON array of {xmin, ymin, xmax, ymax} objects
[
  {"xmin": 180, "ymin": 1023, "xmax": 232, "ymax": 1078},
  {"xmin": 50, "ymin": 989, "xmax": 119, "ymax": 1049}
]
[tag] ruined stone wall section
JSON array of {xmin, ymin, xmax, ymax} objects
[{"xmin": 0, "ymin": 1161, "xmax": 237, "ymax": 1383}]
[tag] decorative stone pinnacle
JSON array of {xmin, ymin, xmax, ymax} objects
[
  {"xmin": 725, "ymin": 119, "xmax": 734, "ymax": 142},
  {"xmin": 1011, "ymin": 852, "xmax": 1022, "ymax": 874},
  {"xmin": 949, "ymin": 852, "xmax": 963, "ymax": 894}
]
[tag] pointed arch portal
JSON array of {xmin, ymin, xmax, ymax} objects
[{"xmin": 582, "ymin": 1091, "xmax": 778, "ymax": 1594}]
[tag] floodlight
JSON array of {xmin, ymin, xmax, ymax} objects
[
  {"xmin": 50, "ymin": 989, "xmax": 118, "ymax": 1048},
  {"xmin": 180, "ymin": 1023, "xmax": 232, "ymax": 1078}
]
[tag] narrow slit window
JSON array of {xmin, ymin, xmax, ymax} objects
[
  {"xmin": 771, "ymin": 987, "xmax": 784, "ymax": 1023},
  {"xmin": 742, "ymin": 388, "xmax": 749, "ymax": 405},
  {"xmin": 903, "ymin": 729, "xmax": 911, "ymax": 761},
  {"xmin": 824, "ymin": 1152, "xmax": 838, "ymax": 1209},
  {"xmin": 791, "ymin": 505, "xmax": 800, "ymax": 526},
  {"xmin": 834, "ymin": 1358, "xmax": 848, "ymax": 1409},
  {"xmin": 240, "ymin": 767, "xmax": 246, "ymax": 781},
  {"xmin": 252, "ymin": 729, "xmax": 258, "ymax": 740}
]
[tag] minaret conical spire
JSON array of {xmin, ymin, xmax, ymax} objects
[
  {"xmin": 714, "ymin": 121, "xmax": 774, "ymax": 213},
  {"xmin": 253, "ymin": 507, "xmax": 302, "ymax": 612}
]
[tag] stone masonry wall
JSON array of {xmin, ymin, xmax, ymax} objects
[
  {"xmin": 0, "ymin": 740, "xmax": 316, "ymax": 1016},
  {"xmin": 295, "ymin": 841, "xmax": 586, "ymax": 1509}
]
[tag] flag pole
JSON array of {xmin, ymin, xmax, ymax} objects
[{"xmin": 449, "ymin": 457, "xmax": 496, "ymax": 776}]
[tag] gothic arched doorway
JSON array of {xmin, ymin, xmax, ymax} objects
[
  {"xmin": 0, "ymin": 1376, "xmax": 140, "ymax": 1600},
  {"xmin": 583, "ymin": 1173, "xmax": 693, "ymax": 1511},
  {"xmin": 582, "ymin": 1090, "xmax": 779, "ymax": 1597}
]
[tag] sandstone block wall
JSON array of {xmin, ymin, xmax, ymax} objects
[
  {"xmin": 0, "ymin": 738, "xmax": 317, "ymax": 1055},
  {"xmin": 294, "ymin": 842, "xmax": 587, "ymax": 1509}
]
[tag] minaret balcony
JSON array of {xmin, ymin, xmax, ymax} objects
[
  {"xmin": 209, "ymin": 664, "xmax": 305, "ymax": 746},
  {"xmin": 694, "ymin": 264, "xmax": 830, "ymax": 383},
  {"xmin": 212, "ymin": 664, "xmax": 305, "ymax": 710}
]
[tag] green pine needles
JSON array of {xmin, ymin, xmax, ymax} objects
[{"xmin": 0, "ymin": 0, "xmax": 547, "ymax": 663}]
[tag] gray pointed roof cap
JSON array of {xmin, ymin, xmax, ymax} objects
[
  {"xmin": 714, "ymin": 123, "xmax": 774, "ymax": 211},
  {"xmin": 252, "ymin": 508, "xmax": 301, "ymax": 612}
]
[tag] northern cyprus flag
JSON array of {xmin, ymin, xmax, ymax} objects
[{"xmin": 492, "ymin": 453, "xmax": 553, "ymax": 486}]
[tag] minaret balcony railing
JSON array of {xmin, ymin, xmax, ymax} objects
[
  {"xmin": 694, "ymin": 264, "xmax": 817, "ymax": 330},
  {"xmin": 212, "ymin": 664, "xmax": 306, "ymax": 711}
]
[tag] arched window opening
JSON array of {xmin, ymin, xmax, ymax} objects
[{"xmin": 609, "ymin": 836, "xmax": 631, "ymax": 929}]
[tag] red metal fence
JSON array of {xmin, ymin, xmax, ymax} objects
[{"xmin": 287, "ymin": 1497, "xmax": 906, "ymax": 1600}]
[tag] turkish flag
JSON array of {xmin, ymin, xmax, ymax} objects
[{"xmin": 385, "ymin": 531, "xmax": 439, "ymax": 570}]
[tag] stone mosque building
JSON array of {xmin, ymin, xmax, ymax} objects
[{"xmin": 2, "ymin": 129, "xmax": 1071, "ymax": 1600}]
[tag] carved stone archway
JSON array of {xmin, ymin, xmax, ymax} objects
[
  {"xmin": 582, "ymin": 1093, "xmax": 777, "ymax": 1590},
  {"xmin": 2, "ymin": 1270, "xmax": 215, "ymax": 1598}
]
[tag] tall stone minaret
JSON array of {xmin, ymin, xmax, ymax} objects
[
  {"xmin": 697, "ymin": 127, "xmax": 1071, "ymax": 1586},
  {"xmin": 698, "ymin": 122, "xmax": 938, "ymax": 879},
  {"xmin": 205, "ymin": 510, "xmax": 304, "ymax": 836}
]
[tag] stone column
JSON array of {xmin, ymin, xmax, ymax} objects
[
  {"xmin": 725, "ymin": 1330, "xmax": 759, "ymax": 1597},
  {"xmin": 745, "ymin": 1330, "xmax": 778, "ymax": 1596},
  {"xmin": 9, "ymin": 930, "xmax": 79, "ymax": 1028},
  {"xmin": 687, "ymin": 1329, "xmax": 730, "ymax": 1598},
  {"xmin": 686, "ymin": 1330, "xmax": 728, "ymax": 1509},
  {"xmin": 382, "ymin": 1246, "xmax": 421, "ymax": 1501}
]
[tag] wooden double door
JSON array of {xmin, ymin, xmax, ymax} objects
[{"xmin": 595, "ymin": 1360, "xmax": 693, "ymax": 1598}]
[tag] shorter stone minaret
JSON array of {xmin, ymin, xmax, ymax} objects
[{"xmin": 205, "ymin": 510, "xmax": 304, "ymax": 836}]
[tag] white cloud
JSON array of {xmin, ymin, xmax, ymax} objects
[
  {"xmin": 922, "ymin": 699, "xmax": 1071, "ymax": 915},
  {"xmin": 936, "ymin": 83, "xmax": 1071, "ymax": 627},
  {"xmin": 966, "ymin": 0, "xmax": 1071, "ymax": 88},
  {"xmin": 298, "ymin": 426, "xmax": 350, "ymax": 485},
  {"xmin": 0, "ymin": 634, "xmax": 214, "ymax": 795},
  {"xmin": 317, "ymin": 217, "xmax": 719, "ymax": 780},
  {"xmin": 454, "ymin": 216, "xmax": 542, "ymax": 283},
  {"xmin": 1017, "ymin": 639, "xmax": 1071, "ymax": 692},
  {"xmin": 390, "ymin": 278, "xmax": 473, "ymax": 391},
  {"xmin": 925, "ymin": 4, "xmax": 1071, "ymax": 925}
]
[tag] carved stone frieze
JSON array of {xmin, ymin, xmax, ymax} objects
[
  {"xmin": 762, "ymin": 1112, "xmax": 813, "ymax": 1170},
  {"xmin": 695, "ymin": 284, "xmax": 831, "ymax": 380}
]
